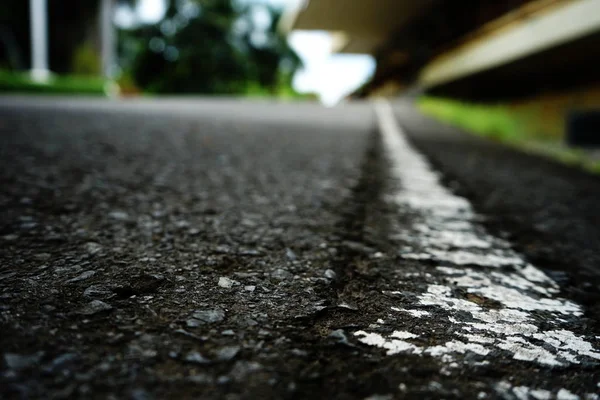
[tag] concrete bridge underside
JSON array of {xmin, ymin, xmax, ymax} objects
[
  {"xmin": 283, "ymin": 0, "xmax": 600, "ymax": 100},
  {"xmin": 281, "ymin": 0, "xmax": 436, "ymax": 54}
]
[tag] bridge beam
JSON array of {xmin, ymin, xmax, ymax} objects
[{"xmin": 419, "ymin": 0, "xmax": 600, "ymax": 90}]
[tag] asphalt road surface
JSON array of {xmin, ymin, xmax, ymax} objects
[{"xmin": 1, "ymin": 97, "xmax": 599, "ymax": 399}]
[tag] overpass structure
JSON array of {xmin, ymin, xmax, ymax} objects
[{"xmin": 282, "ymin": 0, "xmax": 600, "ymax": 100}]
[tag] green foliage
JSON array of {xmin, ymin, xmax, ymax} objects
[
  {"xmin": 0, "ymin": 70, "xmax": 107, "ymax": 95},
  {"xmin": 119, "ymin": 0, "xmax": 304, "ymax": 97},
  {"xmin": 419, "ymin": 97, "xmax": 523, "ymax": 142},
  {"xmin": 72, "ymin": 44, "xmax": 102, "ymax": 76},
  {"xmin": 116, "ymin": 72, "xmax": 141, "ymax": 95},
  {"xmin": 244, "ymin": 70, "xmax": 315, "ymax": 100},
  {"xmin": 418, "ymin": 96, "xmax": 600, "ymax": 174},
  {"xmin": 0, "ymin": 0, "xmax": 303, "ymax": 97}
]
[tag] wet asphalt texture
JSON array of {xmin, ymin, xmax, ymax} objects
[{"xmin": 0, "ymin": 97, "xmax": 599, "ymax": 399}]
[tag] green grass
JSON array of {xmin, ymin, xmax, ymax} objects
[
  {"xmin": 418, "ymin": 96, "xmax": 600, "ymax": 174},
  {"xmin": 0, "ymin": 70, "xmax": 108, "ymax": 95},
  {"xmin": 243, "ymin": 81, "xmax": 317, "ymax": 101},
  {"xmin": 419, "ymin": 97, "xmax": 526, "ymax": 142}
]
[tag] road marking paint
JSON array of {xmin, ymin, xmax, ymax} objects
[
  {"xmin": 355, "ymin": 101, "xmax": 600, "ymax": 373},
  {"xmin": 495, "ymin": 382, "xmax": 597, "ymax": 400}
]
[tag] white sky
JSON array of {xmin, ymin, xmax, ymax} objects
[{"xmin": 117, "ymin": 0, "xmax": 375, "ymax": 104}]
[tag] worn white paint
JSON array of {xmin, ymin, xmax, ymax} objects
[
  {"xmin": 434, "ymin": 267, "xmax": 579, "ymax": 314},
  {"xmin": 357, "ymin": 101, "xmax": 600, "ymax": 394},
  {"xmin": 391, "ymin": 307, "xmax": 430, "ymax": 318},
  {"xmin": 556, "ymin": 390, "xmax": 580, "ymax": 400},
  {"xmin": 495, "ymin": 382, "xmax": 597, "ymax": 400},
  {"xmin": 354, "ymin": 331, "xmax": 419, "ymax": 356},
  {"xmin": 426, "ymin": 249, "xmax": 524, "ymax": 267},
  {"xmin": 390, "ymin": 331, "xmax": 418, "ymax": 339}
]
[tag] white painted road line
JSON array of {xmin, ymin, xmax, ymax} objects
[{"xmin": 357, "ymin": 100, "xmax": 600, "ymax": 397}]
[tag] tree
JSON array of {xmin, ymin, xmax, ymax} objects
[
  {"xmin": 240, "ymin": 5, "xmax": 302, "ymax": 94},
  {"xmin": 126, "ymin": 0, "xmax": 245, "ymax": 93},
  {"xmin": 0, "ymin": 0, "xmax": 304, "ymax": 96},
  {"xmin": 121, "ymin": 0, "xmax": 303, "ymax": 95}
]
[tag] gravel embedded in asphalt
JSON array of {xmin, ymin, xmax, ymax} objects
[{"xmin": 0, "ymin": 97, "xmax": 599, "ymax": 399}]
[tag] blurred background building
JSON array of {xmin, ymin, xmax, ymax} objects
[
  {"xmin": 0, "ymin": 0, "xmax": 375, "ymax": 102},
  {"xmin": 1, "ymin": 0, "xmax": 599, "ymax": 152},
  {"xmin": 284, "ymin": 0, "xmax": 600, "ymax": 155},
  {"xmin": 283, "ymin": 0, "xmax": 600, "ymax": 100}
]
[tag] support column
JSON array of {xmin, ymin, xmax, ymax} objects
[
  {"xmin": 29, "ymin": 0, "xmax": 50, "ymax": 81},
  {"xmin": 100, "ymin": 0, "xmax": 116, "ymax": 78}
]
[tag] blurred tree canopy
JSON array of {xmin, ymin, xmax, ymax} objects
[
  {"xmin": 0, "ymin": 0, "xmax": 305, "ymax": 97},
  {"xmin": 119, "ymin": 0, "xmax": 304, "ymax": 95}
]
